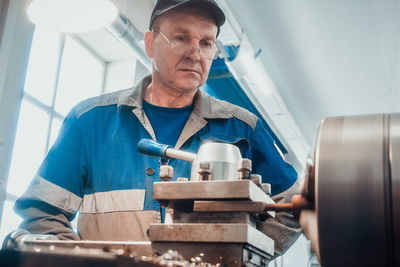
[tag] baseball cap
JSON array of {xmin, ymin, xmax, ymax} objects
[{"xmin": 149, "ymin": 0, "xmax": 226, "ymax": 35}]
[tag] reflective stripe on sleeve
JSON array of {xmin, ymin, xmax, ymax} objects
[
  {"xmin": 80, "ymin": 189, "xmax": 145, "ymax": 214},
  {"xmin": 31, "ymin": 175, "xmax": 83, "ymax": 214}
]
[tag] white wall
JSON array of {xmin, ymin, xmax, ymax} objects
[
  {"xmin": 0, "ymin": 0, "xmax": 34, "ymax": 226},
  {"xmin": 104, "ymin": 58, "xmax": 137, "ymax": 92},
  {"xmin": 228, "ymin": 0, "xmax": 400, "ymax": 146}
]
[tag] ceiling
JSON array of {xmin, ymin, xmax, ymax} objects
[
  {"xmin": 226, "ymin": 0, "xmax": 400, "ymax": 145},
  {"xmin": 104, "ymin": 0, "xmax": 400, "ymax": 150}
]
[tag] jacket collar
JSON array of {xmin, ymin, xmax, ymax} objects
[
  {"xmin": 117, "ymin": 75, "xmax": 151, "ymax": 109},
  {"xmin": 117, "ymin": 74, "xmax": 232, "ymax": 120}
]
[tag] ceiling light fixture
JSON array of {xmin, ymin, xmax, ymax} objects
[{"xmin": 27, "ymin": 0, "xmax": 118, "ymax": 33}]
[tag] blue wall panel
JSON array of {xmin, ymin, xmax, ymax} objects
[{"xmin": 203, "ymin": 58, "xmax": 287, "ymax": 153}]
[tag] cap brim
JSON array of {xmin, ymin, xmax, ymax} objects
[{"xmin": 150, "ymin": 0, "xmax": 225, "ymax": 30}]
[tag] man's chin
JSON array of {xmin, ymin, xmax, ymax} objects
[
  {"xmin": 176, "ymin": 85, "xmax": 200, "ymax": 93},
  {"xmin": 175, "ymin": 79, "xmax": 203, "ymax": 92}
]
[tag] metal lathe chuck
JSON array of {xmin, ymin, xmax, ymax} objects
[{"xmin": 305, "ymin": 113, "xmax": 400, "ymax": 267}]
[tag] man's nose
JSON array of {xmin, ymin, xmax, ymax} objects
[{"xmin": 185, "ymin": 44, "xmax": 201, "ymax": 61}]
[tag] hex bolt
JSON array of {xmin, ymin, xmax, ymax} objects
[
  {"xmin": 160, "ymin": 165, "xmax": 173, "ymax": 181},
  {"xmin": 261, "ymin": 183, "xmax": 271, "ymax": 195},
  {"xmin": 177, "ymin": 177, "xmax": 188, "ymax": 182},
  {"xmin": 250, "ymin": 174, "xmax": 262, "ymax": 187},
  {"xmin": 198, "ymin": 161, "xmax": 212, "ymax": 181},
  {"xmin": 238, "ymin": 158, "xmax": 252, "ymax": 179}
]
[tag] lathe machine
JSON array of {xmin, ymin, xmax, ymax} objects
[{"xmin": 1, "ymin": 113, "xmax": 399, "ymax": 267}]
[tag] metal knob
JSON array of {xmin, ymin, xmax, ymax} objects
[
  {"xmin": 198, "ymin": 161, "xmax": 212, "ymax": 181},
  {"xmin": 251, "ymin": 174, "xmax": 262, "ymax": 187},
  {"xmin": 160, "ymin": 165, "xmax": 174, "ymax": 181},
  {"xmin": 238, "ymin": 158, "xmax": 252, "ymax": 179},
  {"xmin": 261, "ymin": 183, "xmax": 271, "ymax": 195}
]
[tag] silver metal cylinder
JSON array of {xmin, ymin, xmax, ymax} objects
[
  {"xmin": 190, "ymin": 142, "xmax": 242, "ymax": 181},
  {"xmin": 314, "ymin": 113, "xmax": 400, "ymax": 266}
]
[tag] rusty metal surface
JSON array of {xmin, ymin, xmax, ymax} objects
[
  {"xmin": 193, "ymin": 201, "xmax": 275, "ymax": 217},
  {"xmin": 315, "ymin": 114, "xmax": 396, "ymax": 266},
  {"xmin": 20, "ymin": 240, "xmax": 154, "ymax": 256},
  {"xmin": 0, "ymin": 243, "xmax": 159, "ymax": 267},
  {"xmin": 194, "ymin": 201, "xmax": 267, "ymax": 212},
  {"xmin": 152, "ymin": 243, "xmax": 270, "ymax": 267},
  {"xmin": 153, "ymin": 180, "xmax": 271, "ymax": 202},
  {"xmin": 2, "ymin": 241, "xmax": 233, "ymax": 267},
  {"xmin": 174, "ymin": 210, "xmax": 257, "ymax": 226},
  {"xmin": 163, "ymin": 203, "xmax": 266, "ymax": 228},
  {"xmin": 167, "ymin": 200, "xmax": 257, "ymax": 226},
  {"xmin": 149, "ymin": 223, "xmax": 274, "ymax": 255},
  {"xmin": 10, "ymin": 239, "xmax": 271, "ymax": 267},
  {"xmin": 193, "ymin": 197, "xmax": 311, "ymax": 218}
]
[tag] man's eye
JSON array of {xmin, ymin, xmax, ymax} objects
[
  {"xmin": 200, "ymin": 40, "xmax": 213, "ymax": 48},
  {"xmin": 174, "ymin": 35, "xmax": 188, "ymax": 42}
]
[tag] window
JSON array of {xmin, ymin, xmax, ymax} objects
[
  {"xmin": 0, "ymin": 27, "xmax": 106, "ymax": 242},
  {"xmin": 55, "ymin": 36, "xmax": 105, "ymax": 115}
]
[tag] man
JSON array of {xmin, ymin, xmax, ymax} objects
[{"xmin": 13, "ymin": 0, "xmax": 300, "ymax": 256}]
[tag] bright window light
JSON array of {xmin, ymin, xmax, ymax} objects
[
  {"xmin": 49, "ymin": 118, "xmax": 62, "ymax": 149},
  {"xmin": 55, "ymin": 36, "xmax": 105, "ymax": 115},
  {"xmin": 3, "ymin": 26, "xmax": 106, "ymax": 243},
  {"xmin": 0, "ymin": 200, "xmax": 23, "ymax": 243},
  {"xmin": 27, "ymin": 0, "xmax": 118, "ymax": 33},
  {"xmin": 7, "ymin": 99, "xmax": 49, "ymax": 197},
  {"xmin": 24, "ymin": 27, "xmax": 61, "ymax": 105}
]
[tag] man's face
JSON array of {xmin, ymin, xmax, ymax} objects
[{"xmin": 145, "ymin": 7, "xmax": 218, "ymax": 94}]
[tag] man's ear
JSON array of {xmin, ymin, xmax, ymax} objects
[{"xmin": 144, "ymin": 30, "xmax": 154, "ymax": 59}]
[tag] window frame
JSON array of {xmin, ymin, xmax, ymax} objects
[{"xmin": 2, "ymin": 27, "xmax": 107, "ymax": 233}]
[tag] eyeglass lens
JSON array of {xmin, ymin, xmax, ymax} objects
[
  {"xmin": 156, "ymin": 30, "xmax": 219, "ymax": 59},
  {"xmin": 171, "ymin": 41, "xmax": 219, "ymax": 59}
]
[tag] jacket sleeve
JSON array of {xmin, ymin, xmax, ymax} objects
[
  {"xmin": 13, "ymin": 108, "xmax": 86, "ymax": 240},
  {"xmin": 14, "ymin": 191, "xmax": 80, "ymax": 240},
  {"xmin": 256, "ymin": 179, "xmax": 302, "ymax": 257},
  {"xmin": 250, "ymin": 120, "xmax": 297, "ymax": 195},
  {"xmin": 250, "ymin": 120, "xmax": 302, "ymax": 256}
]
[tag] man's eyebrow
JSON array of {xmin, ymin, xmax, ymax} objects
[
  {"xmin": 172, "ymin": 27, "xmax": 216, "ymax": 41},
  {"xmin": 172, "ymin": 27, "xmax": 190, "ymax": 34}
]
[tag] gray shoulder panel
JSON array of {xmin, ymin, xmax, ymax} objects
[
  {"xmin": 195, "ymin": 90, "xmax": 259, "ymax": 130},
  {"xmin": 216, "ymin": 99, "xmax": 259, "ymax": 130},
  {"xmin": 72, "ymin": 88, "xmax": 134, "ymax": 119}
]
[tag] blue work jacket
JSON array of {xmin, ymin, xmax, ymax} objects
[{"xmin": 15, "ymin": 75, "xmax": 297, "ymax": 241}]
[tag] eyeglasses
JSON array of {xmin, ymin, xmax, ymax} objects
[{"xmin": 153, "ymin": 29, "xmax": 221, "ymax": 60}]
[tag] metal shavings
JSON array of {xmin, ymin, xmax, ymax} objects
[
  {"xmin": 140, "ymin": 250, "xmax": 219, "ymax": 267},
  {"xmin": 116, "ymin": 248, "xmax": 125, "ymax": 255}
]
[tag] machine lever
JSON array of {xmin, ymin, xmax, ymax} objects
[{"xmin": 137, "ymin": 139, "xmax": 197, "ymax": 162}]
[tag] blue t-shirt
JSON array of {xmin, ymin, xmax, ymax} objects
[
  {"xmin": 142, "ymin": 99, "xmax": 194, "ymax": 222},
  {"xmin": 143, "ymin": 99, "xmax": 193, "ymax": 147}
]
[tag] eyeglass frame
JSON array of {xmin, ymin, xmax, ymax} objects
[{"xmin": 152, "ymin": 28, "xmax": 222, "ymax": 60}]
